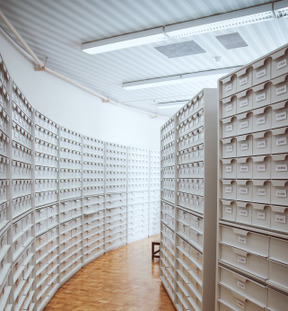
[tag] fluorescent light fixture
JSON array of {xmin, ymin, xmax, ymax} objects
[
  {"xmin": 122, "ymin": 66, "xmax": 241, "ymax": 90},
  {"xmin": 274, "ymin": 0, "xmax": 288, "ymax": 18},
  {"xmin": 165, "ymin": 4, "xmax": 274, "ymax": 39},
  {"xmin": 82, "ymin": 27, "xmax": 168, "ymax": 54},
  {"xmin": 157, "ymin": 100, "xmax": 190, "ymax": 109}
]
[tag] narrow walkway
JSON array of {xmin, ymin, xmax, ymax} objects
[{"xmin": 44, "ymin": 236, "xmax": 175, "ymax": 311}]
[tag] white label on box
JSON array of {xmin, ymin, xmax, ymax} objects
[
  {"xmin": 276, "ymin": 164, "xmax": 288, "ymax": 172},
  {"xmin": 225, "ymin": 165, "xmax": 232, "ymax": 173},
  {"xmin": 225, "ymin": 145, "xmax": 233, "ymax": 153},
  {"xmin": 276, "ymin": 137, "xmax": 287, "ymax": 146},
  {"xmin": 275, "ymin": 214, "xmax": 286, "ymax": 224},
  {"xmin": 240, "ymin": 187, "xmax": 248, "ymax": 194},
  {"xmin": 226, "ymin": 124, "xmax": 233, "ymax": 132},
  {"xmin": 257, "ymin": 140, "xmax": 266, "ymax": 149},
  {"xmin": 225, "ymin": 206, "xmax": 232, "ymax": 214},
  {"xmin": 240, "ymin": 165, "xmax": 249, "ymax": 172},
  {"xmin": 276, "ymin": 111, "xmax": 287, "ymax": 121},
  {"xmin": 236, "ymin": 299, "xmax": 245, "ymax": 309},
  {"xmin": 225, "ymin": 83, "xmax": 233, "ymax": 92},
  {"xmin": 237, "ymin": 280, "xmax": 246, "ymax": 290},
  {"xmin": 256, "ymin": 93, "xmax": 266, "ymax": 102},
  {"xmin": 225, "ymin": 186, "xmax": 232, "ymax": 193},
  {"xmin": 257, "ymin": 164, "xmax": 266, "ymax": 172},
  {"xmin": 240, "ymin": 143, "xmax": 248, "ymax": 151},
  {"xmin": 238, "ymin": 236, "xmax": 247, "ymax": 244},
  {"xmin": 257, "ymin": 188, "xmax": 266, "ymax": 196},
  {"xmin": 276, "ymin": 189, "xmax": 287, "ymax": 198},
  {"xmin": 240, "ymin": 76, "xmax": 248, "ymax": 86},
  {"xmin": 225, "ymin": 103, "xmax": 233, "ymax": 112},
  {"xmin": 239, "ymin": 99, "xmax": 248, "ymax": 108},
  {"xmin": 239, "ymin": 209, "xmax": 248, "ymax": 217},
  {"xmin": 240, "ymin": 120, "xmax": 249, "ymax": 129},
  {"xmin": 277, "ymin": 59, "xmax": 287, "ymax": 70},
  {"xmin": 276, "ymin": 85, "xmax": 287, "ymax": 96},
  {"xmin": 257, "ymin": 211, "xmax": 266, "ymax": 220},
  {"xmin": 237, "ymin": 256, "xmax": 247, "ymax": 265},
  {"xmin": 256, "ymin": 116, "xmax": 266, "ymax": 125},
  {"xmin": 256, "ymin": 68, "xmax": 266, "ymax": 79}
]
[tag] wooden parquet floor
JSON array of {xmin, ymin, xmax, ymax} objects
[{"xmin": 44, "ymin": 236, "xmax": 175, "ymax": 311}]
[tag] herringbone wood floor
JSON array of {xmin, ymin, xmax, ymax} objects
[{"xmin": 44, "ymin": 235, "xmax": 175, "ymax": 311}]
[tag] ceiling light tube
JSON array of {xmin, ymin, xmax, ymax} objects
[
  {"xmin": 157, "ymin": 100, "xmax": 190, "ymax": 109},
  {"xmin": 82, "ymin": 27, "xmax": 167, "ymax": 54},
  {"xmin": 123, "ymin": 66, "xmax": 242, "ymax": 90},
  {"xmin": 165, "ymin": 3, "xmax": 274, "ymax": 38},
  {"xmin": 274, "ymin": 0, "xmax": 288, "ymax": 18}
]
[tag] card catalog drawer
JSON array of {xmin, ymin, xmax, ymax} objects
[
  {"xmin": 271, "ymin": 101, "xmax": 288, "ymax": 128},
  {"xmin": 220, "ymin": 200, "xmax": 237, "ymax": 222},
  {"xmin": 252, "ymin": 57, "xmax": 271, "ymax": 86},
  {"xmin": 271, "ymin": 46, "xmax": 288, "ymax": 79}
]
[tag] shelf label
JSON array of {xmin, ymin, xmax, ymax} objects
[
  {"xmin": 225, "ymin": 206, "xmax": 232, "ymax": 214},
  {"xmin": 225, "ymin": 145, "xmax": 233, "ymax": 153},
  {"xmin": 237, "ymin": 280, "xmax": 246, "ymax": 290},
  {"xmin": 240, "ymin": 120, "xmax": 249, "ymax": 129},
  {"xmin": 225, "ymin": 83, "xmax": 233, "ymax": 92},
  {"xmin": 225, "ymin": 103, "xmax": 233, "ymax": 112},
  {"xmin": 257, "ymin": 164, "xmax": 266, "ymax": 172},
  {"xmin": 239, "ymin": 187, "xmax": 248, "ymax": 195},
  {"xmin": 257, "ymin": 140, "xmax": 266, "ymax": 149},
  {"xmin": 276, "ymin": 85, "xmax": 287, "ymax": 96},
  {"xmin": 225, "ymin": 186, "xmax": 232, "ymax": 193},
  {"xmin": 277, "ymin": 59, "xmax": 287, "ymax": 70},
  {"xmin": 237, "ymin": 235, "xmax": 247, "ymax": 244},
  {"xmin": 239, "ymin": 76, "xmax": 248, "ymax": 86},
  {"xmin": 276, "ymin": 137, "xmax": 287, "ymax": 146},
  {"xmin": 256, "ymin": 92, "xmax": 266, "ymax": 102},
  {"xmin": 256, "ymin": 68, "xmax": 266, "ymax": 79},
  {"xmin": 276, "ymin": 189, "xmax": 287, "ymax": 198},
  {"xmin": 240, "ymin": 143, "xmax": 249, "ymax": 151},
  {"xmin": 276, "ymin": 164, "xmax": 287, "ymax": 172},
  {"xmin": 225, "ymin": 124, "xmax": 233, "ymax": 132},
  {"xmin": 240, "ymin": 165, "xmax": 249, "ymax": 172},
  {"xmin": 276, "ymin": 111, "xmax": 287, "ymax": 121},
  {"xmin": 239, "ymin": 209, "xmax": 248, "ymax": 217},
  {"xmin": 237, "ymin": 256, "xmax": 247, "ymax": 265},
  {"xmin": 275, "ymin": 214, "xmax": 286, "ymax": 224},
  {"xmin": 256, "ymin": 116, "xmax": 266, "ymax": 125},
  {"xmin": 257, "ymin": 188, "xmax": 266, "ymax": 196},
  {"xmin": 257, "ymin": 211, "xmax": 266, "ymax": 220},
  {"xmin": 239, "ymin": 99, "xmax": 248, "ymax": 108}
]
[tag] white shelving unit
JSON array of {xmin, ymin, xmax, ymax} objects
[
  {"xmin": 0, "ymin": 53, "xmax": 161, "ymax": 311},
  {"xmin": 217, "ymin": 44, "xmax": 288, "ymax": 311},
  {"xmin": 160, "ymin": 88, "xmax": 218, "ymax": 311}
]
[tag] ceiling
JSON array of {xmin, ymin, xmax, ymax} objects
[{"xmin": 0, "ymin": 0, "xmax": 288, "ymax": 118}]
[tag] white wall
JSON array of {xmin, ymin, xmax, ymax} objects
[{"xmin": 0, "ymin": 32, "xmax": 164, "ymax": 150}]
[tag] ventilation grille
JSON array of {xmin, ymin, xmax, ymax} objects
[{"xmin": 216, "ymin": 32, "xmax": 248, "ymax": 50}]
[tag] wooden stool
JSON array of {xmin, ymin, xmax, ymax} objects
[{"xmin": 152, "ymin": 241, "xmax": 160, "ymax": 259}]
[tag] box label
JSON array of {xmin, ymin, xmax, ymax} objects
[
  {"xmin": 239, "ymin": 187, "xmax": 248, "ymax": 195},
  {"xmin": 275, "ymin": 214, "xmax": 286, "ymax": 224},
  {"xmin": 276, "ymin": 137, "xmax": 287, "ymax": 146},
  {"xmin": 240, "ymin": 165, "xmax": 249, "ymax": 172},
  {"xmin": 225, "ymin": 83, "xmax": 233, "ymax": 92},
  {"xmin": 239, "ymin": 209, "xmax": 248, "ymax": 217},
  {"xmin": 256, "ymin": 68, "xmax": 266, "ymax": 79},
  {"xmin": 225, "ymin": 124, "xmax": 233, "ymax": 132},
  {"xmin": 225, "ymin": 165, "xmax": 232, "ymax": 173},
  {"xmin": 276, "ymin": 85, "xmax": 287, "ymax": 96},
  {"xmin": 240, "ymin": 143, "xmax": 248, "ymax": 151},
  {"xmin": 257, "ymin": 188, "xmax": 266, "ymax": 196},
  {"xmin": 225, "ymin": 206, "xmax": 232, "ymax": 214},
  {"xmin": 237, "ymin": 256, "xmax": 247, "ymax": 265},
  {"xmin": 225, "ymin": 103, "xmax": 233, "ymax": 112},
  {"xmin": 256, "ymin": 92, "xmax": 266, "ymax": 102},
  {"xmin": 257, "ymin": 211, "xmax": 266, "ymax": 220},
  {"xmin": 276, "ymin": 111, "xmax": 287, "ymax": 121},
  {"xmin": 236, "ymin": 299, "xmax": 245, "ymax": 309},
  {"xmin": 237, "ymin": 236, "xmax": 247, "ymax": 244},
  {"xmin": 225, "ymin": 186, "xmax": 232, "ymax": 193},
  {"xmin": 237, "ymin": 280, "xmax": 246, "ymax": 290},
  {"xmin": 240, "ymin": 120, "xmax": 249, "ymax": 129},
  {"xmin": 276, "ymin": 164, "xmax": 288, "ymax": 172},
  {"xmin": 257, "ymin": 140, "xmax": 266, "ymax": 149},
  {"xmin": 256, "ymin": 116, "xmax": 266, "ymax": 125},
  {"xmin": 277, "ymin": 59, "xmax": 287, "ymax": 70},
  {"xmin": 239, "ymin": 99, "xmax": 248, "ymax": 108},
  {"xmin": 225, "ymin": 145, "xmax": 233, "ymax": 153},
  {"xmin": 276, "ymin": 189, "xmax": 287, "ymax": 198},
  {"xmin": 240, "ymin": 76, "xmax": 248, "ymax": 86},
  {"xmin": 257, "ymin": 164, "xmax": 266, "ymax": 172}
]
